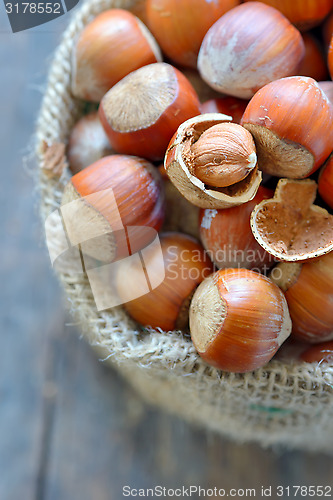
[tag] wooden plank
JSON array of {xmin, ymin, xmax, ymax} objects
[
  {"xmin": 0, "ymin": 16, "xmax": 67, "ymax": 500},
  {"xmin": 44, "ymin": 331, "xmax": 333, "ymax": 500}
]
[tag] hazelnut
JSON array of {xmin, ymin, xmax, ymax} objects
[
  {"xmin": 146, "ymin": 0, "xmax": 239, "ymax": 68},
  {"xmin": 270, "ymin": 252, "xmax": 333, "ymax": 343},
  {"xmin": 189, "ymin": 268, "xmax": 291, "ymax": 373},
  {"xmin": 300, "ymin": 341, "xmax": 333, "ymax": 363},
  {"xmin": 99, "ymin": 62, "xmax": 201, "ymax": 161},
  {"xmin": 329, "ymin": 35, "xmax": 333, "ymax": 79},
  {"xmin": 318, "ymin": 155, "xmax": 333, "ymax": 209},
  {"xmin": 189, "ymin": 122, "xmax": 257, "ymax": 188},
  {"xmin": 198, "ymin": 2, "xmax": 304, "ymax": 99},
  {"xmin": 199, "ymin": 186, "xmax": 274, "ymax": 271},
  {"xmin": 71, "ymin": 9, "xmax": 162, "ymax": 102},
  {"xmin": 61, "ymin": 155, "xmax": 165, "ymax": 262},
  {"xmin": 243, "ymin": 0, "xmax": 333, "ymax": 31},
  {"xmin": 294, "ymin": 33, "xmax": 328, "ymax": 82},
  {"xmin": 241, "ymin": 76, "xmax": 333, "ymax": 179},
  {"xmin": 67, "ymin": 112, "xmax": 112, "ymax": 175},
  {"xmin": 318, "ymin": 81, "xmax": 333, "ymax": 105},
  {"xmin": 200, "ymin": 96, "xmax": 248, "ymax": 124},
  {"xmin": 116, "ymin": 233, "xmax": 214, "ymax": 331}
]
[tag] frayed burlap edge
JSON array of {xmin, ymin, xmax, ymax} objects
[{"xmin": 35, "ymin": 0, "xmax": 333, "ymax": 453}]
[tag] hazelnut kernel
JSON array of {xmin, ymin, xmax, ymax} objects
[{"xmin": 189, "ymin": 123, "xmax": 257, "ymax": 188}]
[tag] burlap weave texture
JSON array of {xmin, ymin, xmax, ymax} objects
[{"xmin": 36, "ymin": 0, "xmax": 333, "ymax": 452}]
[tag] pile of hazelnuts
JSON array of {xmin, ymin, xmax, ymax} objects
[{"xmin": 61, "ymin": 0, "xmax": 333, "ymax": 373}]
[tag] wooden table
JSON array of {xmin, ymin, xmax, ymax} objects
[{"xmin": 1, "ymin": 9, "xmax": 332, "ymax": 500}]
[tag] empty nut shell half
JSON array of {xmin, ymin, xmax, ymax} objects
[{"xmin": 250, "ymin": 178, "xmax": 333, "ymax": 262}]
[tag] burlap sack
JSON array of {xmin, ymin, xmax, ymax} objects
[{"xmin": 36, "ymin": 0, "xmax": 333, "ymax": 453}]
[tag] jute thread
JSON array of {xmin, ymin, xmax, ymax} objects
[{"xmin": 36, "ymin": 0, "xmax": 333, "ymax": 452}]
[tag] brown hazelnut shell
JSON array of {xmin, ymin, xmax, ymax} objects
[
  {"xmin": 270, "ymin": 252, "xmax": 333, "ymax": 343},
  {"xmin": 300, "ymin": 341, "xmax": 333, "ymax": 363},
  {"xmin": 189, "ymin": 268, "xmax": 291, "ymax": 373},
  {"xmin": 71, "ymin": 9, "xmax": 162, "ymax": 102},
  {"xmin": 99, "ymin": 63, "xmax": 201, "ymax": 161},
  {"xmin": 199, "ymin": 186, "xmax": 274, "ymax": 271},
  {"xmin": 61, "ymin": 155, "xmax": 165, "ymax": 263},
  {"xmin": 116, "ymin": 232, "xmax": 214, "ymax": 331},
  {"xmin": 67, "ymin": 112, "xmax": 112, "ymax": 175},
  {"xmin": 241, "ymin": 76, "xmax": 333, "ymax": 179},
  {"xmin": 250, "ymin": 178, "xmax": 333, "ymax": 262},
  {"xmin": 318, "ymin": 154, "xmax": 333, "ymax": 209},
  {"xmin": 198, "ymin": 1, "xmax": 305, "ymax": 99},
  {"xmin": 243, "ymin": 0, "xmax": 333, "ymax": 31},
  {"xmin": 318, "ymin": 81, "xmax": 333, "ymax": 105},
  {"xmin": 161, "ymin": 174, "xmax": 200, "ymax": 239}
]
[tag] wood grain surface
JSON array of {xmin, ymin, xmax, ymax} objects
[{"xmin": 0, "ymin": 9, "xmax": 332, "ymax": 500}]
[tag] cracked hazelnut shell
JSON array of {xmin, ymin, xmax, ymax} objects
[
  {"xmin": 164, "ymin": 114, "xmax": 262, "ymax": 209},
  {"xmin": 250, "ymin": 179, "xmax": 333, "ymax": 262}
]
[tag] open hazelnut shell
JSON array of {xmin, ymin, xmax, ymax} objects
[
  {"xmin": 250, "ymin": 178, "xmax": 333, "ymax": 262},
  {"xmin": 164, "ymin": 113, "xmax": 262, "ymax": 209}
]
